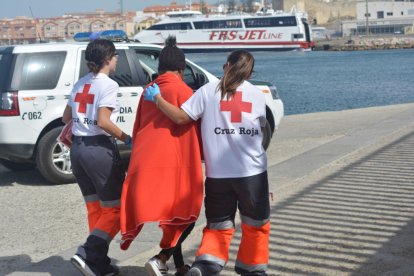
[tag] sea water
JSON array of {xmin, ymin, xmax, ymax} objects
[{"xmin": 186, "ymin": 49, "xmax": 414, "ymax": 115}]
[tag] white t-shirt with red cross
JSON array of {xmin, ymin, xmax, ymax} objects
[
  {"xmin": 182, "ymin": 79, "xmax": 267, "ymax": 178},
  {"xmin": 68, "ymin": 73, "xmax": 119, "ymax": 136}
]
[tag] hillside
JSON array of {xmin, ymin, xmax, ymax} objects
[{"xmin": 283, "ymin": 0, "xmax": 357, "ymax": 24}]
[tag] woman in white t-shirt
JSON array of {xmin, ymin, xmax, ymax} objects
[
  {"xmin": 144, "ymin": 50, "xmax": 270, "ymax": 276},
  {"xmin": 62, "ymin": 39, "xmax": 132, "ymax": 276}
]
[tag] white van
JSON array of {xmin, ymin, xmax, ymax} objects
[{"xmin": 0, "ymin": 42, "xmax": 284, "ymax": 184}]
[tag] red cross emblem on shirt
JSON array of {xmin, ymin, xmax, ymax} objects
[
  {"xmin": 74, "ymin": 84, "xmax": 94, "ymax": 113},
  {"xmin": 220, "ymin": 92, "xmax": 252, "ymax": 123}
]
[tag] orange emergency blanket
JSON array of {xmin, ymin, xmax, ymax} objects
[{"xmin": 120, "ymin": 73, "xmax": 203, "ymax": 250}]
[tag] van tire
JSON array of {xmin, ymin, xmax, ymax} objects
[
  {"xmin": 262, "ymin": 119, "xmax": 272, "ymax": 150},
  {"xmin": 36, "ymin": 127, "xmax": 75, "ymax": 184},
  {"xmin": 0, "ymin": 159, "xmax": 36, "ymax": 171}
]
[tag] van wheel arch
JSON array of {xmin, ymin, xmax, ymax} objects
[{"xmin": 35, "ymin": 118, "xmax": 65, "ymax": 151}]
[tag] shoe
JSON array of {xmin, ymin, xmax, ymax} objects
[
  {"xmin": 103, "ymin": 264, "xmax": 119, "ymax": 276},
  {"xmin": 175, "ymin": 264, "xmax": 191, "ymax": 276},
  {"xmin": 187, "ymin": 266, "xmax": 202, "ymax": 276},
  {"xmin": 70, "ymin": 254, "xmax": 98, "ymax": 276},
  {"xmin": 145, "ymin": 256, "xmax": 169, "ymax": 276}
]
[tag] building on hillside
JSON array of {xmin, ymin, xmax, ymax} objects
[
  {"xmin": 143, "ymin": 2, "xmax": 215, "ymax": 16},
  {"xmin": 342, "ymin": 1, "xmax": 414, "ymax": 36},
  {"xmin": 0, "ymin": 17, "xmax": 40, "ymax": 45},
  {"xmin": 282, "ymin": 0, "xmax": 306, "ymax": 14},
  {"xmin": 133, "ymin": 11, "xmax": 158, "ymax": 33},
  {"xmin": 210, "ymin": 4, "xmax": 227, "ymax": 13},
  {"xmin": 0, "ymin": 10, "xmax": 136, "ymax": 45}
]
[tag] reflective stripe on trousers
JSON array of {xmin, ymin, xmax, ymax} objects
[
  {"xmin": 196, "ymin": 218, "xmax": 269, "ymax": 274},
  {"xmin": 84, "ymin": 194, "xmax": 120, "ymax": 242},
  {"xmin": 236, "ymin": 220, "xmax": 270, "ymax": 273},
  {"xmin": 195, "ymin": 219, "xmax": 235, "ymax": 266}
]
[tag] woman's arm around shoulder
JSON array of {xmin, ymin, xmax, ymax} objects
[
  {"xmin": 145, "ymin": 83, "xmax": 193, "ymax": 125},
  {"xmin": 156, "ymin": 95, "xmax": 193, "ymax": 125}
]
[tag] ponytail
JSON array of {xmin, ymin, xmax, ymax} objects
[{"xmin": 217, "ymin": 50, "xmax": 254, "ymax": 99}]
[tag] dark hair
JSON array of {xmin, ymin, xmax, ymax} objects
[
  {"xmin": 85, "ymin": 39, "xmax": 116, "ymax": 74},
  {"xmin": 158, "ymin": 36, "xmax": 186, "ymax": 72},
  {"xmin": 218, "ymin": 50, "xmax": 254, "ymax": 99}
]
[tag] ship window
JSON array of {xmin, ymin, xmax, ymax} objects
[
  {"xmin": 244, "ymin": 16, "xmax": 297, "ymax": 28},
  {"xmin": 193, "ymin": 19, "xmax": 242, "ymax": 29},
  {"xmin": 148, "ymin": 22, "xmax": 192, "ymax": 31},
  {"xmin": 293, "ymin": 33, "xmax": 304, "ymax": 38}
]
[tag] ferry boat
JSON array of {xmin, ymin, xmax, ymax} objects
[{"xmin": 134, "ymin": 7, "xmax": 314, "ymax": 52}]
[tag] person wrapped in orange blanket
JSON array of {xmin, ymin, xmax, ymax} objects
[{"xmin": 120, "ymin": 36, "xmax": 203, "ymax": 276}]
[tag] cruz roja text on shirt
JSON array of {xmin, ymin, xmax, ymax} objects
[{"xmin": 214, "ymin": 127, "xmax": 260, "ymax": 137}]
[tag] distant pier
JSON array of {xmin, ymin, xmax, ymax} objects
[{"xmin": 314, "ymin": 35, "xmax": 414, "ymax": 51}]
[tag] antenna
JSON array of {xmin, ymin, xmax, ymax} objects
[
  {"xmin": 29, "ymin": 6, "xmax": 43, "ymax": 43},
  {"xmin": 118, "ymin": 0, "xmax": 124, "ymax": 15}
]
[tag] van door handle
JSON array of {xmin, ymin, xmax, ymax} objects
[{"xmin": 65, "ymin": 82, "xmax": 71, "ymax": 86}]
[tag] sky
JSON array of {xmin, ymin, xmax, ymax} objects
[{"xmin": 0, "ymin": 0, "xmax": 217, "ymax": 19}]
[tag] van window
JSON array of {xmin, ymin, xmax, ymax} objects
[
  {"xmin": 130, "ymin": 47, "xmax": 208, "ymax": 90},
  {"xmin": 0, "ymin": 50, "xmax": 14, "ymax": 91},
  {"xmin": 133, "ymin": 50, "xmax": 160, "ymax": 82},
  {"xmin": 183, "ymin": 65, "xmax": 198, "ymax": 90},
  {"xmin": 10, "ymin": 52, "xmax": 66, "ymax": 90},
  {"xmin": 79, "ymin": 50, "xmax": 134, "ymax": 87}
]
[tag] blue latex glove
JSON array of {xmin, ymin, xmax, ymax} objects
[
  {"xmin": 144, "ymin": 83, "xmax": 160, "ymax": 103},
  {"xmin": 124, "ymin": 135, "xmax": 133, "ymax": 149}
]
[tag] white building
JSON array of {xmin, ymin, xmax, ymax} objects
[
  {"xmin": 342, "ymin": 1, "xmax": 414, "ymax": 37},
  {"xmin": 356, "ymin": 1, "xmax": 414, "ymax": 20},
  {"xmin": 312, "ymin": 26, "xmax": 328, "ymax": 39}
]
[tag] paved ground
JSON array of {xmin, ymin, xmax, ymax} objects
[{"xmin": 1, "ymin": 103, "xmax": 414, "ymax": 275}]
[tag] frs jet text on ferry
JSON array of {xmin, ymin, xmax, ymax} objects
[{"xmin": 209, "ymin": 30, "xmax": 283, "ymax": 41}]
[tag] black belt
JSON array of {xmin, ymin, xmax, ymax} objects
[{"xmin": 72, "ymin": 135, "xmax": 114, "ymax": 143}]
